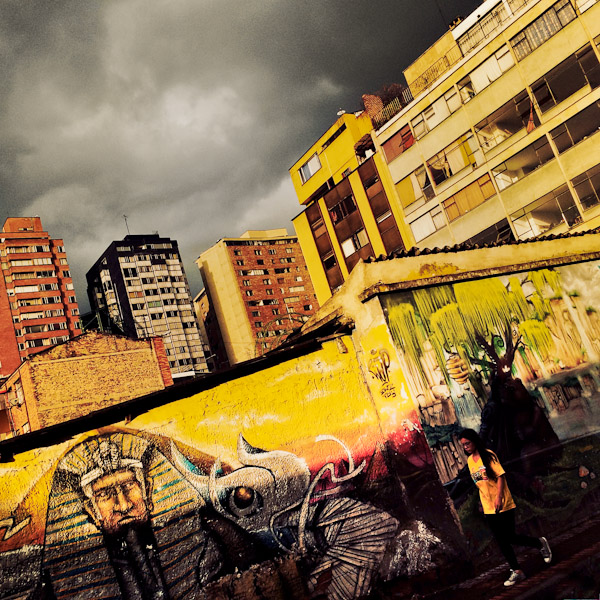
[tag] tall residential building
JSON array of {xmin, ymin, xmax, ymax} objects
[
  {"xmin": 86, "ymin": 234, "xmax": 208, "ymax": 378},
  {"xmin": 373, "ymin": 0, "xmax": 600, "ymax": 250},
  {"xmin": 0, "ymin": 217, "xmax": 82, "ymax": 378},
  {"xmin": 290, "ymin": 111, "xmax": 412, "ymax": 305},
  {"xmin": 291, "ymin": 0, "xmax": 600, "ymax": 304},
  {"xmin": 196, "ymin": 229, "xmax": 318, "ymax": 366}
]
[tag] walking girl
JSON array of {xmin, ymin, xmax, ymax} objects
[{"xmin": 458, "ymin": 428, "xmax": 552, "ymax": 587}]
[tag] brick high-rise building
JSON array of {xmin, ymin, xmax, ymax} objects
[
  {"xmin": 86, "ymin": 233, "xmax": 209, "ymax": 379},
  {"xmin": 0, "ymin": 217, "xmax": 82, "ymax": 378},
  {"xmin": 196, "ymin": 229, "xmax": 319, "ymax": 366}
]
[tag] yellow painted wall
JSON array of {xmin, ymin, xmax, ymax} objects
[{"xmin": 292, "ymin": 211, "xmax": 333, "ymax": 306}]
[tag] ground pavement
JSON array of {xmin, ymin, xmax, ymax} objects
[{"xmin": 380, "ymin": 514, "xmax": 600, "ymax": 600}]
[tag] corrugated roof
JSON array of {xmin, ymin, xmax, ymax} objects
[{"xmin": 364, "ymin": 227, "xmax": 600, "ymax": 263}]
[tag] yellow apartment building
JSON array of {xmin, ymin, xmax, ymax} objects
[
  {"xmin": 375, "ymin": 0, "xmax": 600, "ymax": 249},
  {"xmin": 290, "ymin": 112, "xmax": 412, "ymax": 305},
  {"xmin": 291, "ymin": 0, "xmax": 600, "ymax": 305}
]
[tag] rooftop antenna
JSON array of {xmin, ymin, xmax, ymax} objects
[
  {"xmin": 123, "ymin": 215, "xmax": 131, "ymax": 235},
  {"xmin": 432, "ymin": 0, "xmax": 447, "ymax": 27}
]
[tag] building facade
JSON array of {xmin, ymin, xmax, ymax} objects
[
  {"xmin": 86, "ymin": 234, "xmax": 208, "ymax": 378},
  {"xmin": 0, "ymin": 331, "xmax": 173, "ymax": 438},
  {"xmin": 0, "ymin": 217, "xmax": 82, "ymax": 378},
  {"xmin": 290, "ymin": 112, "xmax": 412, "ymax": 305},
  {"xmin": 193, "ymin": 289, "xmax": 228, "ymax": 371},
  {"xmin": 196, "ymin": 229, "xmax": 318, "ymax": 366},
  {"xmin": 374, "ymin": 0, "xmax": 600, "ymax": 250},
  {"xmin": 291, "ymin": 0, "xmax": 600, "ymax": 305}
]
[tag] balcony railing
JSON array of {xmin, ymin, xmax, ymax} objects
[
  {"xmin": 372, "ymin": 89, "xmax": 415, "ymax": 129},
  {"xmin": 408, "ymin": 45, "xmax": 464, "ymax": 98}
]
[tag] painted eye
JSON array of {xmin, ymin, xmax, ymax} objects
[{"xmin": 227, "ymin": 486, "xmax": 262, "ymax": 517}]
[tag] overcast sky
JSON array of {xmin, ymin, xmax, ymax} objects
[{"xmin": 1, "ymin": 0, "xmax": 481, "ymax": 312}]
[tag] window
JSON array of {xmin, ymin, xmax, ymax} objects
[
  {"xmin": 254, "ymin": 249, "xmax": 262, "ymax": 255},
  {"xmin": 322, "ymin": 252, "xmax": 337, "ymax": 270},
  {"xmin": 257, "ymin": 259, "xmax": 264, "ymax": 265},
  {"xmin": 458, "ymin": 45, "xmax": 515, "ymax": 102},
  {"xmin": 243, "ymin": 279, "xmax": 251, "ymax": 286},
  {"xmin": 409, "ymin": 90, "xmax": 462, "ymax": 140},
  {"xmin": 475, "ymin": 91, "xmax": 536, "ymax": 151},
  {"xmin": 265, "ymin": 289, "xmax": 274, "ymax": 295},
  {"xmin": 531, "ymin": 45, "xmax": 600, "ymax": 113},
  {"xmin": 255, "ymin": 321, "xmax": 263, "ymax": 328},
  {"xmin": 262, "ymin": 278, "xmax": 271, "ymax": 284},
  {"xmin": 240, "ymin": 269, "xmax": 270, "ymax": 276},
  {"xmin": 272, "ymin": 308, "xmax": 280, "ymax": 315},
  {"xmin": 443, "ymin": 174, "xmax": 497, "ymax": 221},
  {"xmin": 492, "ymin": 136, "xmax": 555, "ymax": 189},
  {"xmin": 268, "ymin": 249, "xmax": 277, "ymax": 254},
  {"xmin": 245, "ymin": 290, "xmax": 253, "ymax": 296},
  {"xmin": 123, "ymin": 268, "xmax": 137, "ymax": 277},
  {"xmin": 251, "ymin": 310, "xmax": 260, "ymax": 317},
  {"xmin": 15, "ymin": 285, "xmax": 39, "ymax": 293},
  {"xmin": 285, "ymin": 248, "xmax": 293, "ymax": 254},
  {"xmin": 322, "ymin": 123, "xmax": 347, "ymax": 149},
  {"xmin": 571, "ymin": 163, "xmax": 600, "ymax": 210},
  {"xmin": 304, "ymin": 304, "xmax": 313, "ymax": 311},
  {"xmin": 299, "ymin": 153, "xmax": 322, "ymax": 183},
  {"xmin": 289, "ymin": 285, "xmax": 305, "ymax": 292},
  {"xmin": 510, "ymin": 0, "xmax": 576, "ymax": 61},
  {"xmin": 457, "ymin": 2, "xmax": 510, "ymax": 55},
  {"xmin": 410, "ymin": 206, "xmax": 446, "ymax": 242},
  {"xmin": 340, "ymin": 229, "xmax": 369, "ymax": 257},
  {"xmin": 550, "ymin": 100, "xmax": 600, "ymax": 153},
  {"xmin": 412, "ymin": 165, "xmax": 435, "ymax": 201},
  {"xmin": 236, "ymin": 260, "xmax": 244, "ymax": 266},
  {"xmin": 280, "ymin": 257, "xmax": 296, "ymax": 263},
  {"xmin": 426, "ymin": 133, "xmax": 481, "ymax": 185},
  {"xmin": 511, "ymin": 184, "xmax": 580, "ymax": 238},
  {"xmin": 329, "ymin": 195, "xmax": 357, "ymax": 224}
]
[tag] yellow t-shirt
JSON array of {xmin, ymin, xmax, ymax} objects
[{"xmin": 467, "ymin": 451, "xmax": 516, "ymax": 515}]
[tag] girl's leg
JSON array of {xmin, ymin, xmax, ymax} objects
[
  {"xmin": 485, "ymin": 512, "xmax": 521, "ymax": 571},
  {"xmin": 502, "ymin": 509, "xmax": 542, "ymax": 549}
]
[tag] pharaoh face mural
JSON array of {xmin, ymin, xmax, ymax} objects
[{"xmin": 0, "ymin": 425, "xmax": 459, "ymax": 600}]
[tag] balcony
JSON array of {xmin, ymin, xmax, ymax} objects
[{"xmin": 408, "ymin": 45, "xmax": 464, "ymax": 98}]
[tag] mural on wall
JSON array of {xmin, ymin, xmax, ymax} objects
[
  {"xmin": 382, "ymin": 261, "xmax": 600, "ymax": 537},
  {"xmin": 38, "ymin": 429, "xmax": 398, "ymax": 600},
  {"xmin": 0, "ymin": 339, "xmax": 466, "ymax": 599}
]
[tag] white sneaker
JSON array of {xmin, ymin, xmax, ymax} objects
[
  {"xmin": 504, "ymin": 569, "xmax": 526, "ymax": 587},
  {"xmin": 539, "ymin": 536, "xmax": 552, "ymax": 563}
]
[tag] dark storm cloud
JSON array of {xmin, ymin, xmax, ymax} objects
[{"xmin": 0, "ymin": 0, "xmax": 480, "ymax": 309}]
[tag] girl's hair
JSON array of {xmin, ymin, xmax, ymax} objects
[{"xmin": 459, "ymin": 428, "xmax": 498, "ymax": 481}]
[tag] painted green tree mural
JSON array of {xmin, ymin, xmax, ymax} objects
[{"xmin": 387, "ymin": 269, "xmax": 562, "ymax": 390}]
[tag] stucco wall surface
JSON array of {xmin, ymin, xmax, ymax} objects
[{"xmin": 0, "ymin": 336, "xmax": 463, "ymax": 600}]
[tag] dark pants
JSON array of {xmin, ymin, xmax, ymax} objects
[{"xmin": 485, "ymin": 509, "xmax": 541, "ymax": 570}]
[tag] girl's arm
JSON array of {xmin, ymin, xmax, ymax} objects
[{"xmin": 495, "ymin": 475, "xmax": 506, "ymax": 513}]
